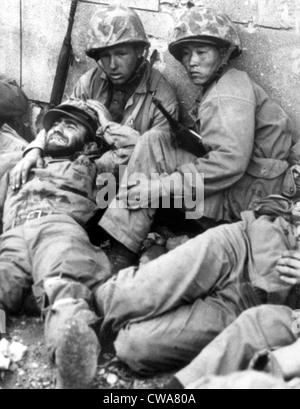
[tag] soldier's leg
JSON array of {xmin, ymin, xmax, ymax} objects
[
  {"xmin": 27, "ymin": 215, "xmax": 111, "ymax": 389},
  {"xmin": 100, "ymin": 130, "xmax": 197, "ymax": 254},
  {"xmin": 0, "ymin": 227, "xmax": 31, "ymax": 315},
  {"xmin": 173, "ymin": 305, "xmax": 297, "ymax": 388},
  {"xmin": 95, "ymin": 221, "xmax": 250, "ymax": 346},
  {"xmin": 114, "ymin": 290, "xmax": 242, "ymax": 375}
]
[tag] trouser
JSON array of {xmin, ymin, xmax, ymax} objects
[
  {"xmin": 100, "ymin": 131, "xmax": 199, "ymax": 254},
  {"xmin": 96, "ymin": 221, "xmax": 265, "ymax": 375},
  {"xmin": 176, "ymin": 305, "xmax": 299, "ymax": 388},
  {"xmin": 0, "ymin": 214, "xmax": 111, "ymax": 356}
]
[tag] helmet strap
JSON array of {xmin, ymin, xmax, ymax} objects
[{"xmin": 203, "ymin": 45, "xmax": 235, "ymax": 91}]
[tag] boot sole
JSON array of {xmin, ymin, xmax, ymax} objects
[{"xmin": 55, "ymin": 318, "xmax": 100, "ymax": 389}]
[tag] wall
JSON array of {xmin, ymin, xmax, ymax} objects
[{"xmin": 1, "ymin": 0, "xmax": 300, "ymax": 138}]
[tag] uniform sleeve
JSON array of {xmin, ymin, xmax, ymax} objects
[
  {"xmin": 23, "ymin": 131, "xmax": 46, "ymax": 155},
  {"xmin": 0, "ymin": 78, "xmax": 28, "ymax": 118},
  {"xmin": 150, "ymin": 77, "xmax": 179, "ymax": 131},
  {"xmin": 176, "ymin": 95, "xmax": 256, "ymax": 198},
  {"xmin": 0, "ymin": 172, "xmax": 9, "ymax": 213},
  {"xmin": 71, "ymin": 78, "xmax": 90, "ymax": 100},
  {"xmin": 71, "ymin": 69, "xmax": 99, "ymax": 100}
]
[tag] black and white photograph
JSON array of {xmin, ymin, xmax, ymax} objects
[{"xmin": 1, "ymin": 0, "xmax": 300, "ymax": 393}]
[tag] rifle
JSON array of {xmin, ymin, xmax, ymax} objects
[
  {"xmin": 50, "ymin": 0, "xmax": 79, "ymax": 107},
  {"xmin": 152, "ymin": 97, "xmax": 207, "ymax": 157}
]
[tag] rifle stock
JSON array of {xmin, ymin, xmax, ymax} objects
[
  {"xmin": 50, "ymin": 0, "xmax": 79, "ymax": 107},
  {"xmin": 152, "ymin": 97, "xmax": 207, "ymax": 157}
]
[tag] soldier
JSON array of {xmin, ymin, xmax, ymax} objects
[
  {"xmin": 0, "ymin": 75, "xmax": 28, "ymax": 175},
  {"xmin": 0, "ymin": 75, "xmax": 28, "ymax": 130},
  {"xmin": 93, "ymin": 196, "xmax": 300, "ymax": 375},
  {"xmin": 0, "ymin": 76, "xmax": 28, "ymax": 232},
  {"xmin": 91, "ymin": 6, "xmax": 298, "ymax": 269},
  {"xmin": 165, "ymin": 304, "xmax": 300, "ymax": 389},
  {"xmin": 12, "ymin": 5, "xmax": 178, "ymax": 270},
  {"xmin": 0, "ymin": 99, "xmax": 112, "ymax": 389}
]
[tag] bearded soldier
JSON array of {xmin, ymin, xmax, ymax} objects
[{"xmin": 11, "ymin": 6, "xmax": 178, "ymax": 270}]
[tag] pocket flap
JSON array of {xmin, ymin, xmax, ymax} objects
[{"xmin": 246, "ymin": 157, "xmax": 289, "ymax": 180}]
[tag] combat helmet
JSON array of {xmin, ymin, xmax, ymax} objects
[
  {"xmin": 86, "ymin": 5, "xmax": 150, "ymax": 60},
  {"xmin": 169, "ymin": 6, "xmax": 242, "ymax": 62}
]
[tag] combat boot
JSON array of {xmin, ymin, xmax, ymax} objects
[{"xmin": 45, "ymin": 298, "xmax": 100, "ymax": 389}]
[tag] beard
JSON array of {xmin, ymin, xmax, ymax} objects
[{"xmin": 45, "ymin": 132, "xmax": 86, "ymax": 157}]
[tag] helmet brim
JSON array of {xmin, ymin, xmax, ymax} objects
[
  {"xmin": 169, "ymin": 36, "xmax": 242, "ymax": 61},
  {"xmin": 86, "ymin": 40, "xmax": 150, "ymax": 60}
]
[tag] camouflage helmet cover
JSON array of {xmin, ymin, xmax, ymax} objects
[
  {"xmin": 86, "ymin": 5, "xmax": 150, "ymax": 59},
  {"xmin": 169, "ymin": 7, "xmax": 242, "ymax": 61},
  {"xmin": 43, "ymin": 98, "xmax": 111, "ymax": 140}
]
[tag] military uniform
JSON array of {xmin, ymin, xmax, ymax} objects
[
  {"xmin": 0, "ymin": 100, "xmax": 112, "ymax": 388},
  {"xmin": 95, "ymin": 197, "xmax": 300, "ymax": 375},
  {"xmin": 0, "ymin": 76, "xmax": 29, "ymax": 231},
  {"xmin": 0, "ymin": 75, "xmax": 28, "ymax": 128},
  {"xmin": 0, "ymin": 75, "xmax": 28, "ymax": 177},
  {"xmin": 173, "ymin": 305, "xmax": 299, "ymax": 389},
  {"xmin": 99, "ymin": 8, "xmax": 294, "ymax": 254},
  {"xmin": 26, "ymin": 6, "xmax": 178, "ymax": 176}
]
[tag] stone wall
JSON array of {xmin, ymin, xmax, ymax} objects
[{"xmin": 1, "ymin": 0, "xmax": 300, "ymax": 138}]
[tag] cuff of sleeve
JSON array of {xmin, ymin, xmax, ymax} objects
[{"xmin": 23, "ymin": 147, "xmax": 44, "ymax": 157}]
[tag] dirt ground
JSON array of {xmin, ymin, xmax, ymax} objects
[{"xmin": 0, "ymin": 315, "xmax": 170, "ymax": 390}]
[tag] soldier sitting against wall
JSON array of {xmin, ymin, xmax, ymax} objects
[
  {"xmin": 11, "ymin": 5, "xmax": 178, "ymax": 273},
  {"xmin": 0, "ymin": 99, "xmax": 113, "ymax": 389},
  {"xmin": 11, "ymin": 6, "xmax": 300, "ymax": 274}
]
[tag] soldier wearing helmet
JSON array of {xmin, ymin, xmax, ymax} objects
[
  {"xmin": 18, "ymin": 5, "xmax": 177, "ymax": 180},
  {"xmin": 0, "ymin": 75, "xmax": 28, "ymax": 167},
  {"xmin": 94, "ymin": 5, "xmax": 297, "ymax": 270},
  {"xmin": 13, "ymin": 5, "xmax": 178, "ymax": 270}
]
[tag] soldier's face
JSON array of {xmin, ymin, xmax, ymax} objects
[
  {"xmin": 181, "ymin": 44, "xmax": 222, "ymax": 85},
  {"xmin": 46, "ymin": 117, "xmax": 88, "ymax": 156},
  {"xmin": 99, "ymin": 45, "xmax": 142, "ymax": 85}
]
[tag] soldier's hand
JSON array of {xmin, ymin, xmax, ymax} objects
[
  {"xmin": 276, "ymin": 251, "xmax": 300, "ymax": 285},
  {"xmin": 10, "ymin": 148, "xmax": 44, "ymax": 190},
  {"xmin": 86, "ymin": 99, "xmax": 111, "ymax": 129}
]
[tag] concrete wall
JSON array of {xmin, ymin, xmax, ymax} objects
[{"xmin": 1, "ymin": 0, "xmax": 300, "ymax": 138}]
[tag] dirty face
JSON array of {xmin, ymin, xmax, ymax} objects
[
  {"xmin": 98, "ymin": 44, "xmax": 143, "ymax": 85},
  {"xmin": 46, "ymin": 116, "xmax": 88, "ymax": 157},
  {"xmin": 181, "ymin": 44, "xmax": 222, "ymax": 86}
]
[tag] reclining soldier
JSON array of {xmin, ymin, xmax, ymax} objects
[
  {"xmin": 93, "ymin": 196, "xmax": 300, "ymax": 376},
  {"xmin": 11, "ymin": 6, "xmax": 178, "ymax": 269},
  {"xmin": 0, "ymin": 99, "xmax": 112, "ymax": 389},
  {"xmin": 164, "ymin": 304, "xmax": 300, "ymax": 389}
]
